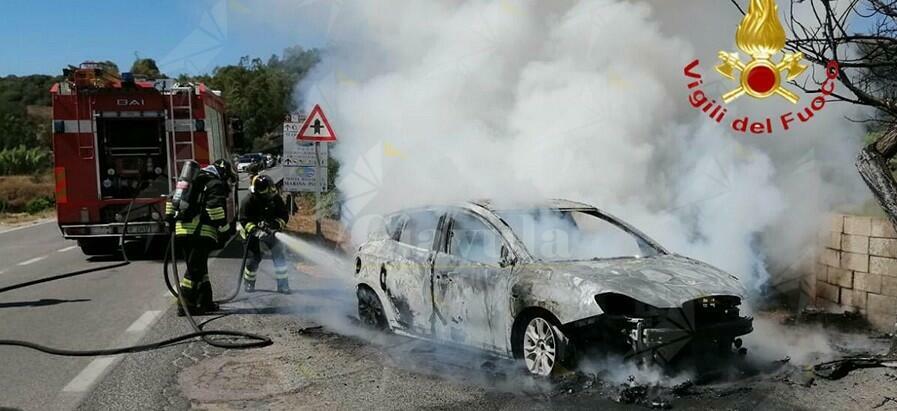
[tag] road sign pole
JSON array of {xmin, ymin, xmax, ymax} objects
[{"xmin": 314, "ymin": 142, "xmax": 322, "ymax": 236}]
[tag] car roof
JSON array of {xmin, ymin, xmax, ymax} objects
[
  {"xmin": 470, "ymin": 198, "xmax": 595, "ymax": 212},
  {"xmin": 388, "ymin": 199, "xmax": 596, "ymax": 216}
]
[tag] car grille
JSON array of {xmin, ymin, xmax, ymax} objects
[{"xmin": 682, "ymin": 296, "xmax": 741, "ymax": 328}]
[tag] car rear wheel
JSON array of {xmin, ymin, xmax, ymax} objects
[
  {"xmin": 521, "ymin": 316, "xmax": 572, "ymax": 376},
  {"xmin": 357, "ymin": 286, "xmax": 389, "ymax": 330}
]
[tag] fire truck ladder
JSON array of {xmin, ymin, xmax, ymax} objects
[{"xmin": 168, "ymin": 85, "xmax": 196, "ymax": 176}]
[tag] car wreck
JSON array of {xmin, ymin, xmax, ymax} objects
[{"xmin": 354, "ymin": 199, "xmax": 753, "ymax": 376}]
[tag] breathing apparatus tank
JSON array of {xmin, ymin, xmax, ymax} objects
[{"xmin": 170, "ymin": 160, "xmax": 200, "ymax": 215}]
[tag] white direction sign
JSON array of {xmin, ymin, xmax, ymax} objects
[
  {"xmin": 282, "ymin": 105, "xmax": 334, "ymax": 193},
  {"xmin": 283, "ymin": 139, "xmax": 327, "ymax": 167},
  {"xmin": 284, "ymin": 165, "xmax": 328, "ymax": 192},
  {"xmin": 283, "ymin": 122, "xmax": 300, "ymax": 140}
]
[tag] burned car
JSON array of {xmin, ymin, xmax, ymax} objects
[{"xmin": 354, "ymin": 200, "xmax": 753, "ymax": 376}]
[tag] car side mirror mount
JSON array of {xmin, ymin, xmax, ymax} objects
[{"xmin": 499, "ymin": 245, "xmax": 516, "ymax": 268}]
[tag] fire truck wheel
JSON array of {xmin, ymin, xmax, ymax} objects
[{"xmin": 77, "ymin": 238, "xmax": 120, "ymax": 256}]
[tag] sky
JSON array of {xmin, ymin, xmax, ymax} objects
[{"xmin": 0, "ymin": 0, "xmax": 330, "ymax": 77}]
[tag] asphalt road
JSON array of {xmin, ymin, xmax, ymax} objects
[
  {"xmin": 0, "ymin": 220, "xmax": 173, "ymax": 410},
  {"xmin": 0, "ymin": 167, "xmax": 284, "ymax": 411},
  {"xmin": 3, "ymin": 165, "xmax": 897, "ymax": 410}
]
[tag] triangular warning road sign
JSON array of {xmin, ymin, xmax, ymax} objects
[{"xmin": 297, "ymin": 104, "xmax": 337, "ymax": 142}]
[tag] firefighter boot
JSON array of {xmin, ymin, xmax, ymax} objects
[
  {"xmin": 243, "ymin": 268, "xmax": 256, "ymax": 293},
  {"xmin": 176, "ymin": 279, "xmax": 202, "ymax": 317},
  {"xmin": 276, "ymin": 279, "xmax": 291, "ymax": 294},
  {"xmin": 198, "ymin": 280, "xmax": 219, "ymax": 313}
]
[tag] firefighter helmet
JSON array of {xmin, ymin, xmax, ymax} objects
[
  {"xmin": 212, "ymin": 159, "xmax": 237, "ymax": 185},
  {"xmin": 250, "ymin": 174, "xmax": 277, "ymax": 199}
]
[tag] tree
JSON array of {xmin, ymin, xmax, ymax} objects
[
  {"xmin": 0, "ymin": 113, "xmax": 37, "ymax": 149},
  {"xmin": 97, "ymin": 61, "xmax": 120, "ymax": 76},
  {"xmin": 728, "ymin": 0, "xmax": 897, "ymax": 356},
  {"xmin": 130, "ymin": 58, "xmax": 163, "ymax": 80},
  {"xmin": 160, "ymin": 46, "xmax": 319, "ymax": 151}
]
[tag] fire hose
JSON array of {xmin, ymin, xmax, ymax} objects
[{"xmin": 0, "ymin": 194, "xmax": 273, "ymax": 356}]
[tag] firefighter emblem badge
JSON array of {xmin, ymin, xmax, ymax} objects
[{"xmin": 715, "ymin": 0, "xmax": 807, "ymax": 103}]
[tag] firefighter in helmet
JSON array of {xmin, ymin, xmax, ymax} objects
[
  {"xmin": 166, "ymin": 159, "xmax": 237, "ymax": 316},
  {"xmin": 240, "ymin": 174, "xmax": 291, "ymax": 294}
]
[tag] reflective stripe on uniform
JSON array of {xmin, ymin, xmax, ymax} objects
[
  {"xmin": 218, "ymin": 225, "xmax": 230, "ymax": 232},
  {"xmin": 180, "ymin": 278, "xmax": 194, "ymax": 289},
  {"xmin": 175, "ymin": 220, "xmax": 219, "ymax": 240},
  {"xmin": 165, "ymin": 201, "xmax": 174, "ymax": 214},
  {"xmin": 274, "ymin": 266, "xmax": 288, "ymax": 280},
  {"xmin": 245, "ymin": 222, "xmax": 256, "ymax": 233},
  {"xmin": 274, "ymin": 218, "xmax": 286, "ymax": 229},
  {"xmin": 243, "ymin": 268, "xmax": 256, "ymax": 280},
  {"xmin": 206, "ymin": 206, "xmax": 225, "ymax": 221}
]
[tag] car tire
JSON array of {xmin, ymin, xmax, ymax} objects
[
  {"xmin": 518, "ymin": 314, "xmax": 573, "ymax": 376},
  {"xmin": 357, "ymin": 286, "xmax": 389, "ymax": 331},
  {"xmin": 78, "ymin": 238, "xmax": 120, "ymax": 256}
]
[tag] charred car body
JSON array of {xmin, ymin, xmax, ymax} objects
[{"xmin": 354, "ymin": 200, "xmax": 753, "ymax": 376}]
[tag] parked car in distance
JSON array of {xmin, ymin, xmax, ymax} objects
[{"xmin": 236, "ymin": 153, "xmax": 264, "ymax": 173}]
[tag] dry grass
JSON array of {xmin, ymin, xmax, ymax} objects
[
  {"xmin": 0, "ymin": 172, "xmax": 54, "ymax": 214},
  {"xmin": 0, "ymin": 209, "xmax": 54, "ymax": 225}
]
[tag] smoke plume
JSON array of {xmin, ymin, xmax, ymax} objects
[{"xmin": 279, "ymin": 0, "xmax": 868, "ymax": 294}]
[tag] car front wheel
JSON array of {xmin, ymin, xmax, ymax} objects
[{"xmin": 521, "ymin": 316, "xmax": 572, "ymax": 376}]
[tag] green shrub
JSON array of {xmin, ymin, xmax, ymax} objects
[
  {"xmin": 24, "ymin": 196, "xmax": 52, "ymax": 214},
  {"xmin": 0, "ymin": 145, "xmax": 51, "ymax": 175}
]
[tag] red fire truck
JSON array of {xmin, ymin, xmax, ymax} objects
[{"xmin": 51, "ymin": 62, "xmax": 236, "ymax": 255}]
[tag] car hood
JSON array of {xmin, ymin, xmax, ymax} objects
[{"xmin": 534, "ymin": 254, "xmax": 746, "ymax": 309}]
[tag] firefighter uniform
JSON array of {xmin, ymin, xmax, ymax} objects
[
  {"xmin": 240, "ymin": 175, "xmax": 291, "ymax": 294},
  {"xmin": 166, "ymin": 159, "xmax": 236, "ymax": 315}
]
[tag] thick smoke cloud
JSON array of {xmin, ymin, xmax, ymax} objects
[{"xmin": 275, "ymin": 0, "xmax": 869, "ymax": 294}]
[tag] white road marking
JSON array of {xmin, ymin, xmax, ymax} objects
[
  {"xmin": 57, "ymin": 245, "xmax": 78, "ymax": 253},
  {"xmin": 62, "ymin": 357, "xmax": 117, "ymax": 392},
  {"xmin": 0, "ymin": 218, "xmax": 55, "ymax": 235},
  {"xmin": 61, "ymin": 309, "xmax": 167, "ymax": 395},
  {"xmin": 17, "ymin": 256, "xmax": 48, "ymax": 266},
  {"xmin": 126, "ymin": 310, "xmax": 162, "ymax": 333}
]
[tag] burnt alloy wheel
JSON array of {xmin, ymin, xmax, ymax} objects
[
  {"xmin": 357, "ymin": 286, "xmax": 389, "ymax": 331},
  {"xmin": 519, "ymin": 315, "xmax": 572, "ymax": 376}
]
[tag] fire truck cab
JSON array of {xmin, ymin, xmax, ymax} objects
[{"xmin": 51, "ymin": 62, "xmax": 236, "ymax": 255}]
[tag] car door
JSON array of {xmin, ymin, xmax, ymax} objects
[
  {"xmin": 432, "ymin": 209, "xmax": 515, "ymax": 352},
  {"xmin": 381, "ymin": 209, "xmax": 444, "ymax": 336}
]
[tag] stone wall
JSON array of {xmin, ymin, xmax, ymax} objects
[{"xmin": 813, "ymin": 214, "xmax": 897, "ymax": 330}]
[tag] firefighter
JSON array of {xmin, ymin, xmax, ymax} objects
[
  {"xmin": 240, "ymin": 174, "xmax": 291, "ymax": 294},
  {"xmin": 167, "ymin": 159, "xmax": 237, "ymax": 316}
]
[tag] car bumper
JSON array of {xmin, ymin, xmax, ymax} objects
[
  {"xmin": 61, "ymin": 222, "xmax": 167, "ymax": 238},
  {"xmin": 628, "ymin": 316, "xmax": 753, "ymax": 361}
]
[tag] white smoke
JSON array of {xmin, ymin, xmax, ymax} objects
[{"xmin": 276, "ymin": 0, "xmax": 869, "ymax": 294}]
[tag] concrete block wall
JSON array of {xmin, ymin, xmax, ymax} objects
[{"xmin": 814, "ymin": 214, "xmax": 897, "ymax": 331}]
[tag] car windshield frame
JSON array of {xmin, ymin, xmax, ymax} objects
[{"xmin": 494, "ymin": 207, "xmax": 667, "ymax": 262}]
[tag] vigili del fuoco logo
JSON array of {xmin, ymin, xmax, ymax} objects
[{"xmin": 682, "ymin": 0, "xmax": 840, "ymax": 134}]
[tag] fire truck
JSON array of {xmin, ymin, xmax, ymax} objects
[{"xmin": 51, "ymin": 62, "xmax": 236, "ymax": 255}]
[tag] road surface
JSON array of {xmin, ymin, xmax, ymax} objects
[
  {"xmin": 0, "ymin": 167, "xmax": 283, "ymax": 411},
  {"xmin": 2, "ymin": 165, "xmax": 897, "ymax": 410}
]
